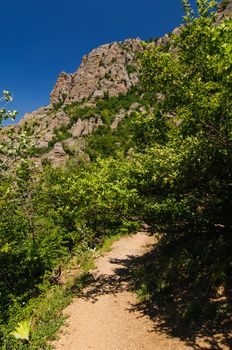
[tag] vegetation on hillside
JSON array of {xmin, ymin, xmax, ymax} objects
[
  {"xmin": 129, "ymin": 0, "xmax": 232, "ymax": 343},
  {"xmin": 0, "ymin": 0, "xmax": 232, "ymax": 348}
]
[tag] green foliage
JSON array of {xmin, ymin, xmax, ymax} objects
[
  {"xmin": 86, "ymin": 112, "xmax": 137, "ymax": 160},
  {"xmin": 0, "ymin": 154, "xmax": 140, "ymax": 346},
  {"xmin": 1, "ymin": 1, "xmax": 232, "ymax": 348},
  {"xmin": 64, "ymin": 87, "xmax": 142, "ymax": 126},
  {"xmin": 49, "ymin": 87, "xmax": 146, "ymax": 154},
  {"xmin": 221, "ymin": 0, "xmax": 230, "ymax": 10},
  {"xmin": 53, "ymin": 124, "xmax": 71, "ymax": 142},
  {"xmin": 145, "ymin": 37, "xmax": 160, "ymax": 44},
  {"xmin": 0, "ymin": 91, "xmax": 17, "ymax": 125},
  {"xmin": 46, "ymin": 123, "xmax": 72, "ymax": 148},
  {"xmin": 125, "ymin": 1, "xmax": 232, "ymax": 342},
  {"xmin": 29, "ymin": 146, "xmax": 51, "ymax": 157},
  {"xmin": 67, "ymin": 105, "xmax": 100, "ymax": 122},
  {"xmin": 10, "ymin": 320, "xmax": 30, "ymax": 342},
  {"xmin": 126, "ymin": 64, "xmax": 137, "ymax": 74},
  {"xmin": 135, "ymin": 1, "xmax": 231, "ymax": 246},
  {"xmin": 53, "ymin": 100, "xmax": 64, "ymax": 111}
]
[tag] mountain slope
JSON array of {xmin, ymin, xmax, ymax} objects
[
  {"xmin": 1, "ymin": 39, "xmax": 143, "ymax": 167},
  {"xmin": 2, "ymin": 0, "xmax": 231, "ymax": 168}
]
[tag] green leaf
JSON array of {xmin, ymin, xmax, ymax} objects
[{"xmin": 10, "ymin": 319, "xmax": 31, "ymax": 341}]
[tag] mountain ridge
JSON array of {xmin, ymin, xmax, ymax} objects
[
  {"xmin": 1, "ymin": 38, "xmax": 145, "ymax": 167},
  {"xmin": 1, "ymin": 0, "xmax": 232, "ymax": 167}
]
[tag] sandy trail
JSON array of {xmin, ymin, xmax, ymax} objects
[{"xmin": 53, "ymin": 232, "xmax": 192, "ymax": 350}]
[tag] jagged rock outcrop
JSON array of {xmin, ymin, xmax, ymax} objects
[
  {"xmin": 42, "ymin": 142, "xmax": 69, "ymax": 167},
  {"xmin": 70, "ymin": 117, "xmax": 103, "ymax": 138},
  {"xmin": 50, "ymin": 73, "xmax": 73, "ymax": 105},
  {"xmin": 50, "ymin": 39, "xmax": 142, "ymax": 105},
  {"xmin": 0, "ymin": 38, "xmax": 144, "ymax": 167},
  {"xmin": 217, "ymin": 0, "xmax": 232, "ymax": 22},
  {"xmin": 3, "ymin": 1, "xmax": 231, "ymax": 168},
  {"xmin": 111, "ymin": 102, "xmax": 140, "ymax": 129},
  {"xmin": 16, "ymin": 107, "xmax": 70, "ymax": 148}
]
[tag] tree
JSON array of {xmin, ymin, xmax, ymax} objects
[
  {"xmin": 0, "ymin": 90, "xmax": 17, "ymax": 126},
  {"xmin": 128, "ymin": 0, "xmax": 232, "ymax": 336}
]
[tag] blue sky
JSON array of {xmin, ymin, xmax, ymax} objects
[{"xmin": 1, "ymin": 0, "xmax": 192, "ymax": 123}]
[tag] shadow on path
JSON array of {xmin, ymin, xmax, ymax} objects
[{"xmin": 71, "ymin": 238, "xmax": 232, "ymax": 350}]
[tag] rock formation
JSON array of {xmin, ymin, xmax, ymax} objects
[
  {"xmin": 217, "ymin": 0, "xmax": 232, "ymax": 22},
  {"xmin": 0, "ymin": 38, "xmax": 144, "ymax": 167},
  {"xmin": 1, "ymin": 1, "xmax": 231, "ymax": 168},
  {"xmin": 50, "ymin": 39, "xmax": 142, "ymax": 105}
]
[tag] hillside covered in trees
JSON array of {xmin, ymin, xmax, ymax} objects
[{"xmin": 0, "ymin": 0, "xmax": 232, "ymax": 348}]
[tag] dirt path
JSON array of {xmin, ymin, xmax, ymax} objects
[{"xmin": 53, "ymin": 232, "xmax": 192, "ymax": 350}]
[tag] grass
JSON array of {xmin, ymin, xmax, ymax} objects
[
  {"xmin": 29, "ymin": 270, "xmax": 94, "ymax": 350},
  {"xmin": 30, "ymin": 251, "xmax": 96, "ymax": 349},
  {"xmin": 98, "ymin": 232, "xmax": 130, "ymax": 256},
  {"xmin": 29, "ymin": 287, "xmax": 72, "ymax": 349},
  {"xmin": 6, "ymin": 233, "xmax": 127, "ymax": 350}
]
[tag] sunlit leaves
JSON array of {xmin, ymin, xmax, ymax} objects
[
  {"xmin": 10, "ymin": 319, "xmax": 30, "ymax": 341},
  {"xmin": 0, "ymin": 91, "xmax": 17, "ymax": 126}
]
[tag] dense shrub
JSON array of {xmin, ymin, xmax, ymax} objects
[{"xmin": 1, "ymin": 1, "xmax": 232, "ymax": 348}]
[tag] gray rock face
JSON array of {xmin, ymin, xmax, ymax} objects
[
  {"xmin": 216, "ymin": 0, "xmax": 232, "ymax": 22},
  {"xmin": 16, "ymin": 107, "xmax": 70, "ymax": 150},
  {"xmin": 50, "ymin": 72, "xmax": 73, "ymax": 104},
  {"xmin": 1, "ymin": 37, "xmax": 143, "ymax": 167},
  {"xmin": 1, "ymin": 36, "xmax": 166, "ymax": 168},
  {"xmin": 2, "ymin": 6, "xmax": 231, "ymax": 169},
  {"xmin": 70, "ymin": 117, "xmax": 103, "ymax": 138},
  {"xmin": 43, "ymin": 142, "xmax": 69, "ymax": 167},
  {"xmin": 50, "ymin": 39, "xmax": 142, "ymax": 105},
  {"xmin": 111, "ymin": 109, "xmax": 126, "ymax": 130}
]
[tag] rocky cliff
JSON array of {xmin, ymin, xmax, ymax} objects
[
  {"xmin": 2, "ymin": 38, "xmax": 143, "ymax": 167},
  {"xmin": 1, "ymin": 0, "xmax": 231, "ymax": 168},
  {"xmin": 50, "ymin": 39, "xmax": 142, "ymax": 104},
  {"xmin": 217, "ymin": 0, "xmax": 232, "ymax": 22}
]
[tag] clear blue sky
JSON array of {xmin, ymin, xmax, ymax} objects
[{"xmin": 1, "ymin": 0, "xmax": 194, "ymax": 123}]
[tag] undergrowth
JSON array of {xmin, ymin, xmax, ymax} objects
[{"xmin": 2, "ymin": 232, "xmax": 128, "ymax": 350}]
